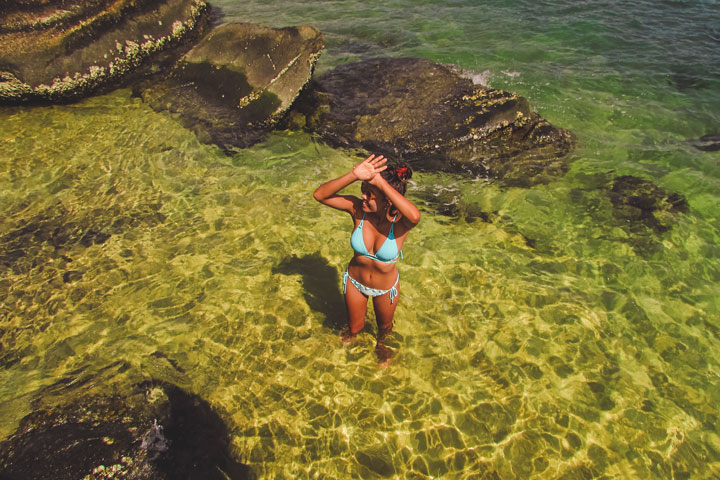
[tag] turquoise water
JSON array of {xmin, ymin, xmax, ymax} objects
[{"xmin": 1, "ymin": 0, "xmax": 719, "ymax": 477}]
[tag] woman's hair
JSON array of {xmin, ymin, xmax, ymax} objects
[{"xmin": 380, "ymin": 164, "xmax": 413, "ymax": 196}]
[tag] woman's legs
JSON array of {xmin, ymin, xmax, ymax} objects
[
  {"xmin": 372, "ymin": 284, "xmax": 399, "ymax": 334},
  {"xmin": 372, "ymin": 285, "xmax": 399, "ymax": 367},
  {"xmin": 342, "ymin": 275, "xmax": 400, "ymax": 367},
  {"xmin": 344, "ymin": 280, "xmax": 369, "ymax": 339}
]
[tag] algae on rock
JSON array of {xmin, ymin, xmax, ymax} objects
[{"xmin": 0, "ymin": 0, "xmax": 210, "ymax": 103}]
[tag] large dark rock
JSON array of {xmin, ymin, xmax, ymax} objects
[
  {"xmin": 137, "ymin": 22, "xmax": 325, "ymax": 151},
  {"xmin": 0, "ymin": 0, "xmax": 210, "ymax": 104},
  {"xmin": 290, "ymin": 57, "xmax": 575, "ymax": 186},
  {"xmin": 0, "ymin": 380, "xmax": 253, "ymax": 480}
]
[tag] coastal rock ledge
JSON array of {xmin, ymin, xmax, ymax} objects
[
  {"xmin": 137, "ymin": 23, "xmax": 325, "ymax": 151},
  {"xmin": 0, "ymin": 0, "xmax": 210, "ymax": 104},
  {"xmin": 290, "ymin": 57, "xmax": 576, "ymax": 186}
]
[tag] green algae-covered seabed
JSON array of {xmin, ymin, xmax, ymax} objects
[{"xmin": 1, "ymin": 0, "xmax": 719, "ymax": 478}]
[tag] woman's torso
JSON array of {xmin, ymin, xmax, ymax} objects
[{"xmin": 347, "ymin": 211, "xmax": 409, "ymax": 289}]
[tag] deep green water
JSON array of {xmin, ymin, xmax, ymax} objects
[{"xmin": 1, "ymin": 0, "xmax": 719, "ymax": 478}]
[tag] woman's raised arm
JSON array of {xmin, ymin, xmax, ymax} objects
[
  {"xmin": 313, "ymin": 154, "xmax": 387, "ymax": 212},
  {"xmin": 369, "ymin": 173, "xmax": 421, "ymax": 227}
]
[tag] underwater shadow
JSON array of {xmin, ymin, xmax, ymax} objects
[{"xmin": 272, "ymin": 252, "xmax": 346, "ymax": 331}]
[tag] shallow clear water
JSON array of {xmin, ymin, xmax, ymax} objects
[{"xmin": 1, "ymin": 0, "xmax": 719, "ymax": 478}]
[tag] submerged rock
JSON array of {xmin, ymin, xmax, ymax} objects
[
  {"xmin": 0, "ymin": 0, "xmax": 210, "ymax": 104},
  {"xmin": 609, "ymin": 175, "xmax": 688, "ymax": 234},
  {"xmin": 570, "ymin": 172, "xmax": 688, "ymax": 254},
  {"xmin": 689, "ymin": 133, "xmax": 720, "ymax": 152},
  {"xmin": 137, "ymin": 22, "xmax": 325, "ymax": 152},
  {"xmin": 290, "ymin": 57, "xmax": 575, "ymax": 186},
  {"xmin": 0, "ymin": 380, "xmax": 253, "ymax": 480},
  {"xmin": 417, "ymin": 190, "xmax": 492, "ymax": 224},
  {"xmin": 669, "ymin": 64, "xmax": 712, "ymax": 92},
  {"xmin": 0, "ymin": 201, "xmax": 165, "ymax": 275}
]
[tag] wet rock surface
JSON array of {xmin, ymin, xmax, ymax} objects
[
  {"xmin": 0, "ymin": 379, "xmax": 252, "ymax": 480},
  {"xmin": 290, "ymin": 57, "xmax": 575, "ymax": 186},
  {"xmin": 137, "ymin": 23, "xmax": 325, "ymax": 152},
  {"xmin": 0, "ymin": 0, "xmax": 210, "ymax": 104}
]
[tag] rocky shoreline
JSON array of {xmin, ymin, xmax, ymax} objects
[
  {"xmin": 0, "ymin": 0, "xmax": 577, "ymax": 185},
  {"xmin": 134, "ymin": 22, "xmax": 325, "ymax": 151}
]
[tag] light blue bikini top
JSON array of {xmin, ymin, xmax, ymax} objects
[{"xmin": 350, "ymin": 213, "xmax": 402, "ymax": 263}]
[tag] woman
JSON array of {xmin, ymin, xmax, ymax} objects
[{"xmin": 313, "ymin": 154, "xmax": 421, "ymax": 366}]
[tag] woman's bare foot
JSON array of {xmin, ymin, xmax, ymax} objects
[
  {"xmin": 341, "ymin": 328, "xmax": 358, "ymax": 345},
  {"xmin": 375, "ymin": 343, "xmax": 394, "ymax": 368}
]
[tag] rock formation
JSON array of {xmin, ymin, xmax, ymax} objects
[
  {"xmin": 290, "ymin": 57, "xmax": 576, "ymax": 186},
  {"xmin": 137, "ymin": 22, "xmax": 325, "ymax": 151},
  {"xmin": 0, "ymin": 379, "xmax": 252, "ymax": 479},
  {"xmin": 0, "ymin": 0, "xmax": 210, "ymax": 104}
]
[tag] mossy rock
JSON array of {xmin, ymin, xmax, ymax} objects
[
  {"xmin": 137, "ymin": 22, "xmax": 325, "ymax": 151},
  {"xmin": 0, "ymin": 0, "xmax": 210, "ymax": 104},
  {"xmin": 290, "ymin": 57, "xmax": 576, "ymax": 186}
]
